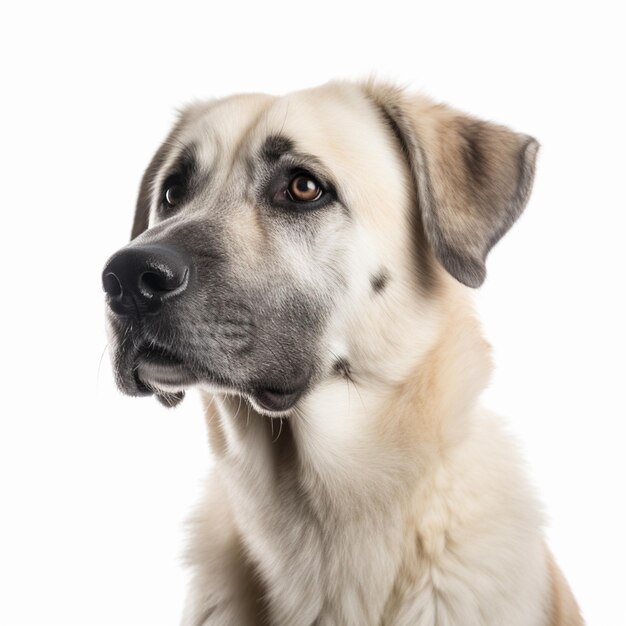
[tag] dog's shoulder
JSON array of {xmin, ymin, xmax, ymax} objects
[{"xmin": 383, "ymin": 409, "xmax": 550, "ymax": 625}]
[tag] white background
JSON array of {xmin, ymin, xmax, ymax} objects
[{"xmin": 1, "ymin": 1, "xmax": 624, "ymax": 624}]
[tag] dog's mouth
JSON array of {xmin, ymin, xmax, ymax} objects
[
  {"xmin": 128, "ymin": 344, "xmax": 194, "ymax": 408},
  {"xmin": 135, "ymin": 346, "xmax": 196, "ymax": 388},
  {"xmin": 249, "ymin": 385, "xmax": 307, "ymax": 415},
  {"xmin": 119, "ymin": 341, "xmax": 308, "ymax": 414}
]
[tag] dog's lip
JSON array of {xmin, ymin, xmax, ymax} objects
[
  {"xmin": 120, "ymin": 342, "xmax": 310, "ymax": 414},
  {"xmin": 135, "ymin": 346, "xmax": 196, "ymax": 389},
  {"xmin": 252, "ymin": 387, "xmax": 303, "ymax": 413},
  {"xmin": 250, "ymin": 374, "xmax": 310, "ymax": 414}
]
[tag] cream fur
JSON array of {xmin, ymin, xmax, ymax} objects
[
  {"xmin": 182, "ymin": 294, "xmax": 581, "ymax": 625},
  {"xmin": 169, "ymin": 82, "xmax": 583, "ymax": 625}
]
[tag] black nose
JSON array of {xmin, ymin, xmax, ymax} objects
[{"xmin": 102, "ymin": 244, "xmax": 191, "ymax": 317}]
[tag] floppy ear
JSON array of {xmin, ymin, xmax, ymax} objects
[
  {"xmin": 366, "ymin": 83, "xmax": 539, "ymax": 288},
  {"xmin": 131, "ymin": 139, "xmax": 172, "ymax": 240}
]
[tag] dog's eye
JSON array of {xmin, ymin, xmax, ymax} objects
[
  {"xmin": 287, "ymin": 175, "xmax": 323, "ymax": 202},
  {"xmin": 164, "ymin": 184, "xmax": 183, "ymax": 208}
]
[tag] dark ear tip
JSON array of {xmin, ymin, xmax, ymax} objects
[
  {"xmin": 456, "ymin": 268, "xmax": 486, "ymax": 289},
  {"xmin": 461, "ymin": 274, "xmax": 486, "ymax": 289},
  {"xmin": 439, "ymin": 249, "xmax": 486, "ymax": 288}
]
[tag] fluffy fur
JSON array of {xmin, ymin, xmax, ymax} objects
[
  {"xmin": 182, "ymin": 294, "xmax": 580, "ymax": 625},
  {"xmin": 106, "ymin": 81, "xmax": 583, "ymax": 625}
]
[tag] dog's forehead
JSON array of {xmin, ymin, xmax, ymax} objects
[
  {"xmin": 177, "ymin": 84, "xmax": 397, "ymax": 177},
  {"xmin": 262, "ymin": 84, "xmax": 387, "ymax": 164},
  {"xmin": 177, "ymin": 93, "xmax": 276, "ymax": 165}
]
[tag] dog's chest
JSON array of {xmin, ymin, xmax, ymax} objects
[
  {"xmin": 222, "ymin": 447, "xmax": 545, "ymax": 626},
  {"xmin": 218, "ymin": 417, "xmax": 406, "ymax": 624},
  {"xmin": 215, "ymin": 403, "xmax": 549, "ymax": 626}
]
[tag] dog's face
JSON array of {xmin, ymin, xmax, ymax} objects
[{"xmin": 103, "ymin": 82, "xmax": 538, "ymax": 415}]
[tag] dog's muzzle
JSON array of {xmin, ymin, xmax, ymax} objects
[
  {"xmin": 102, "ymin": 241, "xmax": 311, "ymax": 413},
  {"xmin": 102, "ymin": 243, "xmax": 192, "ymax": 318}
]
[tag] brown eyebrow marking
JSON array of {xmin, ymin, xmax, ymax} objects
[
  {"xmin": 258, "ymin": 134, "xmax": 330, "ymax": 177},
  {"xmin": 261, "ymin": 135, "xmax": 295, "ymax": 163}
]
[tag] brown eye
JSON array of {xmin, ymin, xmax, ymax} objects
[
  {"xmin": 165, "ymin": 184, "xmax": 183, "ymax": 207},
  {"xmin": 288, "ymin": 175, "xmax": 323, "ymax": 202}
]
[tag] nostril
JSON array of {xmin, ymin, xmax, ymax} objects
[
  {"xmin": 139, "ymin": 266, "xmax": 188, "ymax": 297},
  {"xmin": 102, "ymin": 272, "xmax": 123, "ymax": 298},
  {"xmin": 103, "ymin": 244, "xmax": 191, "ymax": 316},
  {"xmin": 139, "ymin": 270, "xmax": 167, "ymax": 295}
]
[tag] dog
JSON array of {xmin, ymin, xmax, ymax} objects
[{"xmin": 103, "ymin": 80, "xmax": 583, "ymax": 625}]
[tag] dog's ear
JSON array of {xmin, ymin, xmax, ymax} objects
[
  {"xmin": 365, "ymin": 83, "xmax": 539, "ymax": 288},
  {"xmin": 131, "ymin": 139, "xmax": 172, "ymax": 240}
]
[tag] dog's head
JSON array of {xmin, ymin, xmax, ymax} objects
[{"xmin": 102, "ymin": 81, "xmax": 538, "ymax": 415}]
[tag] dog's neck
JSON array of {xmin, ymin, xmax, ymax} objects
[
  {"xmin": 200, "ymin": 299, "xmax": 491, "ymax": 623},
  {"xmin": 202, "ymin": 296, "xmax": 491, "ymax": 511}
]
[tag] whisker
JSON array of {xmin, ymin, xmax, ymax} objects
[
  {"xmin": 272, "ymin": 417, "xmax": 284, "ymax": 443},
  {"xmin": 96, "ymin": 343, "xmax": 110, "ymax": 391}
]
